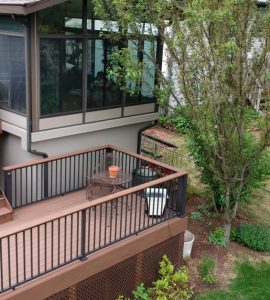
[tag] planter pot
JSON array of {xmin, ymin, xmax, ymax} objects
[
  {"xmin": 183, "ymin": 231, "xmax": 195, "ymax": 259},
  {"xmin": 108, "ymin": 166, "xmax": 120, "ymax": 178}
]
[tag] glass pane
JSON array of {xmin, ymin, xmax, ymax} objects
[
  {"xmin": 87, "ymin": 40, "xmax": 121, "ymax": 109},
  {"xmin": 38, "ymin": 0, "xmax": 83, "ymax": 34},
  {"xmin": 0, "ymin": 16, "xmax": 25, "ymax": 33},
  {"xmin": 0, "ymin": 35, "xmax": 26, "ymax": 114},
  {"xmin": 141, "ymin": 41, "xmax": 156, "ymax": 102},
  {"xmin": 40, "ymin": 39, "xmax": 83, "ymax": 115},
  {"xmin": 125, "ymin": 40, "xmax": 140, "ymax": 105},
  {"xmin": 87, "ymin": 0, "xmax": 118, "ymax": 32}
]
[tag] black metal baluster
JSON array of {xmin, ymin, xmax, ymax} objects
[
  {"xmin": 15, "ymin": 234, "xmax": 18, "ymax": 284},
  {"xmin": 51, "ymin": 221, "xmax": 54, "ymax": 269},
  {"xmin": 38, "ymin": 226, "xmax": 40, "ymax": 275},
  {"xmin": 70, "ymin": 215, "xmax": 73, "ymax": 260},
  {"xmin": 7, "ymin": 236, "xmax": 11, "ymax": 288},
  {"xmin": 64, "ymin": 216, "xmax": 67, "ymax": 263},
  {"xmin": 80, "ymin": 209, "xmax": 87, "ymax": 260},
  {"xmin": 76, "ymin": 212, "xmax": 79, "ymax": 258},
  {"xmin": 30, "ymin": 228, "xmax": 33, "ymax": 278},
  {"xmin": 0, "ymin": 239, "xmax": 3, "ymax": 291},
  {"xmin": 58, "ymin": 220, "xmax": 60, "ymax": 265},
  {"xmin": 45, "ymin": 223, "xmax": 47, "ymax": 272}
]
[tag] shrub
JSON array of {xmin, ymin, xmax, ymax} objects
[
  {"xmin": 190, "ymin": 211, "xmax": 204, "ymax": 221},
  {"xmin": 149, "ymin": 255, "xmax": 194, "ymax": 299},
  {"xmin": 209, "ymin": 227, "xmax": 228, "ymax": 247},
  {"xmin": 231, "ymin": 224, "xmax": 270, "ymax": 251},
  {"xmin": 197, "ymin": 255, "xmax": 218, "ymax": 285}
]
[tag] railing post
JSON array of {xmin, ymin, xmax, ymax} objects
[
  {"xmin": 80, "ymin": 209, "xmax": 87, "ymax": 261},
  {"xmin": 4, "ymin": 171, "xmax": 13, "ymax": 207},
  {"xmin": 177, "ymin": 174, "xmax": 188, "ymax": 217}
]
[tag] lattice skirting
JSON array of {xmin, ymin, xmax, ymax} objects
[{"xmin": 46, "ymin": 232, "xmax": 184, "ymax": 300}]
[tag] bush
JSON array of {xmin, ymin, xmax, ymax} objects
[
  {"xmin": 117, "ymin": 255, "xmax": 194, "ymax": 300},
  {"xmin": 231, "ymin": 224, "xmax": 270, "ymax": 251},
  {"xmin": 198, "ymin": 255, "xmax": 218, "ymax": 285},
  {"xmin": 149, "ymin": 255, "xmax": 194, "ymax": 299},
  {"xmin": 209, "ymin": 227, "xmax": 228, "ymax": 247},
  {"xmin": 190, "ymin": 211, "xmax": 204, "ymax": 221}
]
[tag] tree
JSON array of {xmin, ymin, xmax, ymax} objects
[{"xmin": 93, "ymin": 0, "xmax": 270, "ymax": 241}]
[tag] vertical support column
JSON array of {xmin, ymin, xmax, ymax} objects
[
  {"xmin": 177, "ymin": 174, "xmax": 188, "ymax": 217},
  {"xmin": 4, "ymin": 171, "xmax": 13, "ymax": 207},
  {"xmin": 80, "ymin": 209, "xmax": 87, "ymax": 261}
]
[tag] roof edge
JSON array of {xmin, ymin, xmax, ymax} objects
[{"xmin": 0, "ymin": 0, "xmax": 68, "ymax": 15}]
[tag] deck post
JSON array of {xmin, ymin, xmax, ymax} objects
[
  {"xmin": 4, "ymin": 171, "xmax": 13, "ymax": 207},
  {"xmin": 177, "ymin": 174, "xmax": 188, "ymax": 217},
  {"xmin": 80, "ymin": 208, "xmax": 87, "ymax": 261}
]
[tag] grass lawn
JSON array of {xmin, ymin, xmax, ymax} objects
[{"xmin": 197, "ymin": 260, "xmax": 270, "ymax": 300}]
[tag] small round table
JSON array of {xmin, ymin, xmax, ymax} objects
[{"xmin": 86, "ymin": 171, "xmax": 132, "ymax": 200}]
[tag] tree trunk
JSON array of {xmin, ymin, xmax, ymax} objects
[{"xmin": 224, "ymin": 210, "xmax": 232, "ymax": 243}]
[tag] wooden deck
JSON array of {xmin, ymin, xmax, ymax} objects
[{"xmin": 0, "ymin": 187, "xmax": 176, "ymax": 292}]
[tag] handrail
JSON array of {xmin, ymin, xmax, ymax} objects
[
  {"xmin": 2, "ymin": 144, "xmax": 181, "ymax": 173},
  {"xmin": 0, "ymin": 172, "xmax": 184, "ymax": 239}
]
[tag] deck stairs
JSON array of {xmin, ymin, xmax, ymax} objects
[{"xmin": 0, "ymin": 188, "xmax": 13, "ymax": 224}]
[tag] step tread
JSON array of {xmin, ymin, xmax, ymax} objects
[{"xmin": 0, "ymin": 207, "xmax": 12, "ymax": 216}]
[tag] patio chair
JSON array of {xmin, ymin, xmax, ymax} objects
[{"xmin": 145, "ymin": 187, "xmax": 168, "ymax": 217}]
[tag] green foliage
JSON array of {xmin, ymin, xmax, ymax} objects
[
  {"xmin": 209, "ymin": 227, "xmax": 228, "ymax": 247},
  {"xmin": 197, "ymin": 255, "xmax": 218, "ymax": 285},
  {"xmin": 198, "ymin": 261, "xmax": 270, "ymax": 300},
  {"xmin": 94, "ymin": 0, "xmax": 270, "ymax": 241},
  {"xmin": 116, "ymin": 255, "xmax": 193, "ymax": 300},
  {"xmin": 190, "ymin": 211, "xmax": 204, "ymax": 221},
  {"xmin": 158, "ymin": 106, "xmax": 190, "ymax": 134},
  {"xmin": 231, "ymin": 224, "xmax": 270, "ymax": 251},
  {"xmin": 149, "ymin": 255, "xmax": 194, "ymax": 300},
  {"xmin": 107, "ymin": 48, "xmax": 142, "ymax": 94},
  {"xmin": 132, "ymin": 284, "xmax": 149, "ymax": 300}
]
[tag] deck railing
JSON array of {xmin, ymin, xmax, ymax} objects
[{"xmin": 0, "ymin": 145, "xmax": 187, "ymax": 293}]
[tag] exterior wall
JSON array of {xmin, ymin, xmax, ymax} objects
[
  {"xmin": 32, "ymin": 122, "xmax": 150, "ymax": 156},
  {"xmin": 0, "ymin": 122, "xmax": 151, "ymax": 186}
]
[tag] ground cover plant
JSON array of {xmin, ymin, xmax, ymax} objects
[
  {"xmin": 197, "ymin": 260, "xmax": 270, "ymax": 300},
  {"xmin": 231, "ymin": 223, "xmax": 270, "ymax": 251},
  {"xmin": 197, "ymin": 255, "xmax": 218, "ymax": 285}
]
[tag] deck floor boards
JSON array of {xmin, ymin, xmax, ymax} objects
[{"xmin": 0, "ymin": 187, "xmax": 175, "ymax": 292}]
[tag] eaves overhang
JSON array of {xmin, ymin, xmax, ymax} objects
[{"xmin": 0, "ymin": 0, "xmax": 68, "ymax": 15}]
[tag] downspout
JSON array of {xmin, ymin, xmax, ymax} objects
[
  {"xmin": 137, "ymin": 121, "xmax": 157, "ymax": 154},
  {"xmin": 25, "ymin": 14, "xmax": 48, "ymax": 158}
]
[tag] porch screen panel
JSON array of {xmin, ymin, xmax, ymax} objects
[
  {"xmin": 40, "ymin": 39, "xmax": 83, "ymax": 115},
  {"xmin": 0, "ymin": 17, "xmax": 26, "ymax": 114},
  {"xmin": 87, "ymin": 39, "xmax": 121, "ymax": 109}
]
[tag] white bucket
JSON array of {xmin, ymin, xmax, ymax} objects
[{"xmin": 183, "ymin": 231, "xmax": 195, "ymax": 259}]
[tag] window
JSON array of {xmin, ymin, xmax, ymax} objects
[
  {"xmin": 40, "ymin": 39, "xmax": 83, "ymax": 115},
  {"xmin": 87, "ymin": 40, "xmax": 121, "ymax": 109},
  {"xmin": 38, "ymin": 0, "xmax": 83, "ymax": 34},
  {"xmin": 125, "ymin": 40, "xmax": 157, "ymax": 105},
  {"xmin": 0, "ymin": 17, "xmax": 26, "ymax": 114},
  {"xmin": 38, "ymin": 0, "xmax": 160, "ymax": 117}
]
